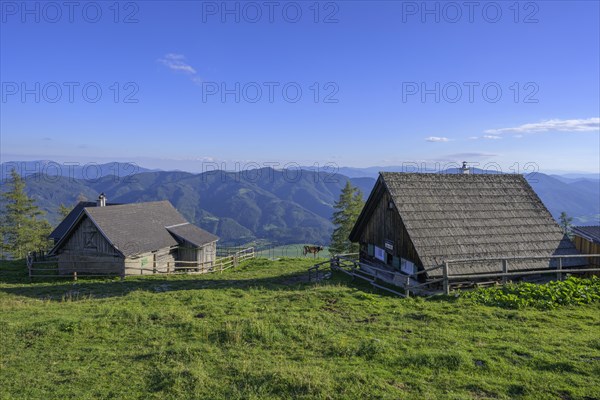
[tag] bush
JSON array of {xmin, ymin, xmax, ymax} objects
[{"xmin": 460, "ymin": 276, "xmax": 600, "ymax": 309}]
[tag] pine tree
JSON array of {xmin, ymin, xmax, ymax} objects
[
  {"xmin": 330, "ymin": 181, "xmax": 364, "ymax": 255},
  {"xmin": 0, "ymin": 169, "xmax": 52, "ymax": 259},
  {"xmin": 559, "ymin": 211, "xmax": 573, "ymax": 237},
  {"xmin": 58, "ymin": 203, "xmax": 73, "ymax": 218}
]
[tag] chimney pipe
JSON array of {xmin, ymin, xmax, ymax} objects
[
  {"xmin": 97, "ymin": 193, "xmax": 107, "ymax": 207},
  {"xmin": 460, "ymin": 161, "xmax": 470, "ymax": 175}
]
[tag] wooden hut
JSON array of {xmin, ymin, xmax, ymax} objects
[
  {"xmin": 349, "ymin": 172, "xmax": 584, "ymax": 281},
  {"xmin": 48, "ymin": 197, "xmax": 218, "ymax": 275},
  {"xmin": 571, "ymin": 226, "xmax": 600, "ymax": 267}
]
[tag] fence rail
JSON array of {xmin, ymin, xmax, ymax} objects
[
  {"xmin": 441, "ymin": 254, "xmax": 600, "ymax": 294},
  {"xmin": 318, "ymin": 253, "xmax": 600, "ymax": 297},
  {"xmin": 26, "ymin": 247, "xmax": 255, "ymax": 280}
]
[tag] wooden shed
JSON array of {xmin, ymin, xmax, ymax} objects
[
  {"xmin": 571, "ymin": 226, "xmax": 600, "ymax": 267},
  {"xmin": 48, "ymin": 198, "xmax": 218, "ymax": 276},
  {"xmin": 349, "ymin": 172, "xmax": 584, "ymax": 281}
]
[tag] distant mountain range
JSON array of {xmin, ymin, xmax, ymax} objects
[
  {"xmin": 333, "ymin": 165, "xmax": 600, "ymax": 181},
  {"xmin": 1, "ymin": 167, "xmax": 375, "ymax": 246},
  {"xmin": 1, "ymin": 161, "xmax": 598, "ymax": 246},
  {"xmin": 0, "ymin": 160, "xmax": 156, "ymax": 181}
]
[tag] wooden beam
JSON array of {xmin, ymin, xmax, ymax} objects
[{"xmin": 443, "ymin": 262, "xmax": 449, "ymax": 295}]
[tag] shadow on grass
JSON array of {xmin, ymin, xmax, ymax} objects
[
  {"xmin": 1, "ymin": 261, "xmax": 360, "ymax": 301},
  {"xmin": 0, "ymin": 260, "xmax": 408, "ymax": 301},
  {"xmin": 0, "ymin": 260, "xmax": 32, "ymax": 284}
]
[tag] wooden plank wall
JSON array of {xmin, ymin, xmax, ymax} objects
[
  {"xmin": 124, "ymin": 248, "xmax": 176, "ymax": 275},
  {"xmin": 573, "ymin": 235, "xmax": 600, "ymax": 267},
  {"xmin": 58, "ymin": 217, "xmax": 123, "ymax": 274},
  {"xmin": 61, "ymin": 217, "xmax": 121, "ymax": 256},
  {"xmin": 200, "ymin": 242, "xmax": 217, "ymax": 265},
  {"xmin": 177, "ymin": 242, "xmax": 198, "ymax": 263},
  {"xmin": 358, "ymin": 187, "xmax": 422, "ymax": 269}
]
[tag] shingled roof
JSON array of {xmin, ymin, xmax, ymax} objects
[
  {"xmin": 571, "ymin": 226, "xmax": 600, "ymax": 244},
  {"xmin": 350, "ymin": 173, "xmax": 583, "ymax": 277},
  {"xmin": 166, "ymin": 223, "xmax": 219, "ymax": 247},
  {"xmin": 50, "ymin": 201, "xmax": 218, "ymax": 257}
]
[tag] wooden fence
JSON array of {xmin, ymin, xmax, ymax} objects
[
  {"xmin": 316, "ymin": 254, "xmax": 600, "ymax": 297},
  {"xmin": 27, "ymin": 247, "xmax": 254, "ymax": 280}
]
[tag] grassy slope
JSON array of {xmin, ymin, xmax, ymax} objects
[{"xmin": 1, "ymin": 259, "xmax": 599, "ymax": 400}]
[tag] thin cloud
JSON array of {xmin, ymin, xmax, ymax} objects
[
  {"xmin": 425, "ymin": 136, "xmax": 450, "ymax": 142},
  {"xmin": 469, "ymin": 135, "xmax": 502, "ymax": 140},
  {"xmin": 485, "ymin": 118, "xmax": 600, "ymax": 135},
  {"xmin": 158, "ymin": 53, "xmax": 197, "ymax": 75}
]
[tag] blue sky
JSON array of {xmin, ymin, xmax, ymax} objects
[{"xmin": 1, "ymin": 0, "xmax": 599, "ymax": 173}]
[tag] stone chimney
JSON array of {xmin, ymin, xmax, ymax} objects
[{"xmin": 97, "ymin": 193, "xmax": 107, "ymax": 207}]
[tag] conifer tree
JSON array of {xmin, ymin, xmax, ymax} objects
[
  {"xmin": 0, "ymin": 169, "xmax": 52, "ymax": 259},
  {"xmin": 559, "ymin": 211, "xmax": 573, "ymax": 238},
  {"xmin": 330, "ymin": 181, "xmax": 364, "ymax": 255},
  {"xmin": 58, "ymin": 203, "xmax": 73, "ymax": 219}
]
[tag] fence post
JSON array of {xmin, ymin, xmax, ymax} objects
[
  {"xmin": 73, "ymin": 271, "xmax": 77, "ymax": 281},
  {"xmin": 443, "ymin": 262, "xmax": 449, "ymax": 295},
  {"xmin": 167, "ymin": 262, "xmax": 171, "ymax": 275},
  {"xmin": 502, "ymin": 259, "xmax": 508, "ymax": 284},
  {"xmin": 153, "ymin": 261, "xmax": 157, "ymax": 274},
  {"xmin": 406, "ymin": 276, "xmax": 411, "ymax": 298},
  {"xmin": 557, "ymin": 258, "xmax": 563, "ymax": 281}
]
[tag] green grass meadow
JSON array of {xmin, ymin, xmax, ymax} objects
[
  {"xmin": 254, "ymin": 244, "xmax": 330, "ymax": 259},
  {"xmin": 1, "ymin": 258, "xmax": 599, "ymax": 399}
]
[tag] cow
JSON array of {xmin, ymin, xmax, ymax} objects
[{"xmin": 303, "ymin": 245, "xmax": 324, "ymax": 258}]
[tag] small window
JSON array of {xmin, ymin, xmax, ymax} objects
[
  {"xmin": 400, "ymin": 258, "xmax": 415, "ymax": 275},
  {"xmin": 374, "ymin": 246, "xmax": 386, "ymax": 262}
]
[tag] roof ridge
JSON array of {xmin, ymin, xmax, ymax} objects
[{"xmin": 165, "ymin": 222, "xmax": 190, "ymax": 229}]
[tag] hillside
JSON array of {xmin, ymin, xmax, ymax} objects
[
  {"xmin": 526, "ymin": 174, "xmax": 600, "ymax": 224},
  {"xmin": 1, "ymin": 259, "xmax": 599, "ymax": 399}
]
